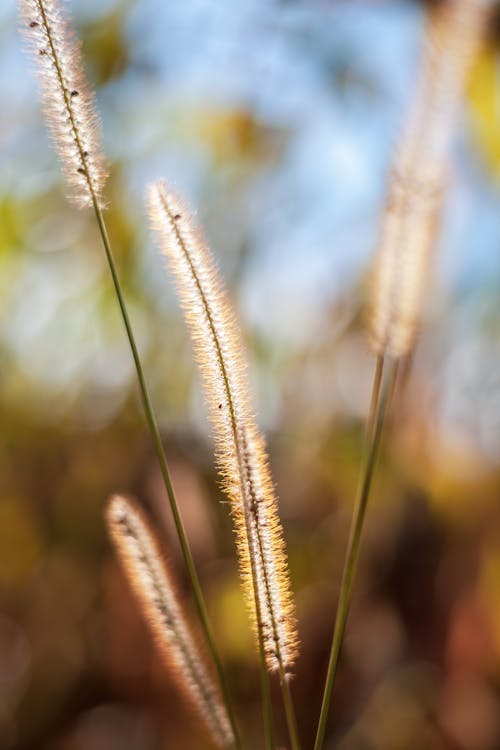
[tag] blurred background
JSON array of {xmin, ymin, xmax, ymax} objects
[{"xmin": 1, "ymin": 0, "xmax": 500, "ymax": 747}]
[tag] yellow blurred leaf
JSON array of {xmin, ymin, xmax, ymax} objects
[
  {"xmin": 82, "ymin": 8, "xmax": 129, "ymax": 85},
  {"xmin": 468, "ymin": 44, "xmax": 500, "ymax": 176},
  {"xmin": 212, "ymin": 575, "xmax": 251, "ymax": 662}
]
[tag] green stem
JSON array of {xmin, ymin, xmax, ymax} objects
[
  {"xmin": 279, "ymin": 668, "xmax": 301, "ymax": 750},
  {"xmin": 91, "ymin": 198, "xmax": 242, "ymax": 750},
  {"xmin": 366, "ymin": 355, "xmax": 385, "ymax": 444},
  {"xmin": 313, "ymin": 356, "xmax": 396, "ymax": 750},
  {"xmin": 258, "ymin": 636, "xmax": 275, "ymax": 750}
]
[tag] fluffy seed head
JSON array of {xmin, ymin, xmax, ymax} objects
[
  {"xmin": 147, "ymin": 180, "xmax": 299, "ymax": 674},
  {"xmin": 106, "ymin": 495, "xmax": 234, "ymax": 748},
  {"xmin": 19, "ymin": 0, "xmax": 107, "ymax": 208},
  {"xmin": 370, "ymin": 0, "xmax": 489, "ymax": 358}
]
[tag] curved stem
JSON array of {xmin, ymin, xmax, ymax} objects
[
  {"xmin": 313, "ymin": 356, "xmax": 397, "ymax": 750},
  {"xmin": 92, "ymin": 198, "xmax": 242, "ymax": 750}
]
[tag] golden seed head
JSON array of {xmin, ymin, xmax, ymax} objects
[
  {"xmin": 19, "ymin": 0, "xmax": 107, "ymax": 208},
  {"xmin": 106, "ymin": 494, "xmax": 234, "ymax": 748},
  {"xmin": 148, "ymin": 180, "xmax": 299, "ymax": 673},
  {"xmin": 369, "ymin": 0, "xmax": 488, "ymax": 358}
]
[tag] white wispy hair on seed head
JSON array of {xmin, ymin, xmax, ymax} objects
[
  {"xmin": 147, "ymin": 180, "xmax": 299, "ymax": 674},
  {"xmin": 19, "ymin": 0, "xmax": 107, "ymax": 208},
  {"xmin": 370, "ymin": 0, "xmax": 489, "ymax": 358},
  {"xmin": 106, "ymin": 495, "xmax": 234, "ymax": 749}
]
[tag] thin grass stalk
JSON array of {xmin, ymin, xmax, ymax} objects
[
  {"xmin": 19, "ymin": 3, "xmax": 240, "ymax": 746},
  {"xmin": 92, "ymin": 202, "xmax": 241, "ymax": 750},
  {"xmin": 365, "ymin": 354, "xmax": 385, "ymax": 445},
  {"xmin": 256, "ymin": 597, "xmax": 276, "ymax": 750},
  {"xmin": 281, "ymin": 673, "xmax": 301, "ymax": 750},
  {"xmin": 313, "ymin": 357, "xmax": 397, "ymax": 750},
  {"xmin": 148, "ymin": 182, "xmax": 300, "ymax": 750}
]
